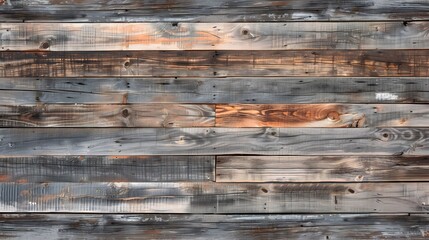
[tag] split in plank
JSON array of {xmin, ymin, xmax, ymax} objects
[
  {"xmin": 0, "ymin": 128, "xmax": 427, "ymax": 156},
  {"xmin": 216, "ymin": 156, "xmax": 429, "ymax": 182}
]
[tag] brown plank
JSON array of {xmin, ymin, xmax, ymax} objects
[
  {"xmin": 2, "ymin": 50, "xmax": 429, "ymax": 77},
  {"xmin": 0, "ymin": 104, "xmax": 214, "ymax": 127},
  {"xmin": 215, "ymin": 104, "xmax": 429, "ymax": 127},
  {"xmin": 216, "ymin": 156, "xmax": 429, "ymax": 182},
  {"xmin": 2, "ymin": 22, "xmax": 429, "ymax": 51},
  {"xmin": 0, "ymin": 214, "xmax": 428, "ymax": 239},
  {"xmin": 1, "ymin": 182, "xmax": 429, "ymax": 213},
  {"xmin": 0, "ymin": 128, "xmax": 427, "ymax": 156},
  {"xmin": 0, "ymin": 156, "xmax": 214, "ymax": 183}
]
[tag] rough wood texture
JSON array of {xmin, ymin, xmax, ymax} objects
[
  {"xmin": 216, "ymin": 156, "xmax": 429, "ymax": 182},
  {"xmin": 1, "ymin": 0, "xmax": 429, "ymax": 22},
  {"xmin": 0, "ymin": 128, "xmax": 427, "ymax": 156},
  {"xmin": 1, "ymin": 77, "xmax": 428, "ymax": 104},
  {"xmin": 0, "ymin": 214, "xmax": 428, "ymax": 239},
  {"xmin": 2, "ymin": 50, "xmax": 429, "ymax": 77},
  {"xmin": 2, "ymin": 22, "xmax": 429, "ymax": 51},
  {"xmin": 0, "ymin": 182, "xmax": 429, "ymax": 213},
  {"xmin": 0, "ymin": 104, "xmax": 215, "ymax": 127},
  {"xmin": 216, "ymin": 104, "xmax": 429, "ymax": 127},
  {"xmin": 0, "ymin": 156, "xmax": 214, "ymax": 183}
]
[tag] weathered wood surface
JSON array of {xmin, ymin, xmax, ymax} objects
[
  {"xmin": 216, "ymin": 156, "xmax": 429, "ymax": 182},
  {"xmin": 216, "ymin": 104, "xmax": 429, "ymax": 127},
  {"xmin": 0, "ymin": 128, "xmax": 427, "ymax": 156},
  {"xmin": 0, "ymin": 182, "xmax": 429, "ymax": 213},
  {"xmin": 0, "ymin": 214, "xmax": 428, "ymax": 240},
  {"xmin": 0, "ymin": 104, "xmax": 214, "ymax": 127},
  {"xmin": 1, "ymin": 77, "xmax": 428, "ymax": 104},
  {"xmin": 0, "ymin": 156, "xmax": 214, "ymax": 183},
  {"xmin": 2, "ymin": 22, "xmax": 429, "ymax": 51},
  {"xmin": 1, "ymin": 0, "xmax": 429, "ymax": 22},
  {"xmin": 4, "ymin": 50, "xmax": 429, "ymax": 77}
]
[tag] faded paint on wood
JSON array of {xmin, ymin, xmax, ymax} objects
[{"xmin": 216, "ymin": 156, "xmax": 429, "ymax": 182}]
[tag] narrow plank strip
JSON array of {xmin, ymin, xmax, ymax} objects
[
  {"xmin": 0, "ymin": 128, "xmax": 426, "ymax": 156},
  {"xmin": 1, "ymin": 77, "xmax": 428, "ymax": 104},
  {"xmin": 0, "ymin": 182, "xmax": 428, "ymax": 213},
  {"xmin": 215, "ymin": 104, "xmax": 429, "ymax": 127},
  {"xmin": 0, "ymin": 214, "xmax": 428, "ymax": 239},
  {"xmin": 2, "ymin": 50, "xmax": 429, "ymax": 77},
  {"xmin": 0, "ymin": 156, "xmax": 214, "ymax": 183},
  {"xmin": 216, "ymin": 156, "xmax": 429, "ymax": 182},
  {"xmin": 1, "ymin": 0, "xmax": 429, "ymax": 22},
  {"xmin": 2, "ymin": 22, "xmax": 428, "ymax": 51},
  {"xmin": 0, "ymin": 104, "xmax": 214, "ymax": 127}
]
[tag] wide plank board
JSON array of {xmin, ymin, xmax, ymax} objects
[
  {"xmin": 1, "ymin": 22, "xmax": 428, "ymax": 51},
  {"xmin": 0, "ymin": 182, "xmax": 429, "ymax": 213},
  {"xmin": 0, "ymin": 156, "xmax": 214, "ymax": 183},
  {"xmin": 0, "ymin": 104, "xmax": 214, "ymax": 127},
  {"xmin": 1, "ymin": 0, "xmax": 429, "ymax": 22},
  {"xmin": 0, "ymin": 77, "xmax": 428, "ymax": 104},
  {"xmin": 0, "ymin": 214, "xmax": 428, "ymax": 239},
  {"xmin": 3, "ymin": 50, "xmax": 429, "ymax": 77},
  {"xmin": 216, "ymin": 156, "xmax": 429, "ymax": 182},
  {"xmin": 0, "ymin": 128, "xmax": 427, "ymax": 156}
]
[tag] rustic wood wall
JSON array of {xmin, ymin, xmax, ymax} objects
[{"xmin": 1, "ymin": 0, "xmax": 429, "ymax": 239}]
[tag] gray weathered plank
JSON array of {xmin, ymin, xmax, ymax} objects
[
  {"xmin": 0, "ymin": 214, "xmax": 428, "ymax": 239},
  {"xmin": 0, "ymin": 104, "xmax": 215, "ymax": 127},
  {"xmin": 1, "ymin": 0, "xmax": 429, "ymax": 22},
  {"xmin": 216, "ymin": 156, "xmax": 429, "ymax": 182},
  {"xmin": 0, "ymin": 182, "xmax": 429, "ymax": 213},
  {"xmin": 0, "ymin": 128, "xmax": 427, "ymax": 156},
  {"xmin": 0, "ymin": 77, "xmax": 428, "ymax": 104},
  {"xmin": 2, "ymin": 22, "xmax": 429, "ymax": 51},
  {"xmin": 0, "ymin": 156, "xmax": 214, "ymax": 183}
]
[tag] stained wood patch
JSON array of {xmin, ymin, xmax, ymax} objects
[
  {"xmin": 0, "ymin": 128, "xmax": 426, "ymax": 156},
  {"xmin": 2, "ymin": 22, "xmax": 429, "ymax": 51},
  {"xmin": 0, "ymin": 156, "xmax": 214, "ymax": 183},
  {"xmin": 216, "ymin": 156, "xmax": 429, "ymax": 182},
  {"xmin": 0, "ymin": 104, "xmax": 215, "ymax": 127},
  {"xmin": 3, "ymin": 50, "xmax": 429, "ymax": 77},
  {"xmin": 0, "ymin": 182, "xmax": 429, "ymax": 213}
]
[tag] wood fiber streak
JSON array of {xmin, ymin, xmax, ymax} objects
[
  {"xmin": 3, "ymin": 50, "xmax": 429, "ymax": 77},
  {"xmin": 0, "ymin": 77, "xmax": 427, "ymax": 104},
  {"xmin": 0, "ymin": 182, "xmax": 429, "ymax": 213},
  {"xmin": 0, "ymin": 128, "xmax": 427, "ymax": 156},
  {"xmin": 216, "ymin": 156, "xmax": 429, "ymax": 182},
  {"xmin": 0, "ymin": 156, "xmax": 215, "ymax": 183}
]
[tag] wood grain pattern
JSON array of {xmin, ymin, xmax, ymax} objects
[
  {"xmin": 2, "ymin": 22, "xmax": 429, "ymax": 51},
  {"xmin": 1, "ymin": 0, "xmax": 429, "ymax": 22},
  {"xmin": 0, "ymin": 128, "xmax": 427, "ymax": 156},
  {"xmin": 3, "ymin": 50, "xmax": 429, "ymax": 77},
  {"xmin": 215, "ymin": 104, "xmax": 429, "ymax": 127},
  {"xmin": 0, "ymin": 214, "xmax": 428, "ymax": 239},
  {"xmin": 0, "ymin": 156, "xmax": 214, "ymax": 183},
  {"xmin": 0, "ymin": 182, "xmax": 429, "ymax": 213},
  {"xmin": 216, "ymin": 156, "xmax": 429, "ymax": 182},
  {"xmin": 1, "ymin": 77, "xmax": 428, "ymax": 104},
  {"xmin": 0, "ymin": 104, "xmax": 215, "ymax": 127}
]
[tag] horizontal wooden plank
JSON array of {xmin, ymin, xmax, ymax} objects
[
  {"xmin": 216, "ymin": 156, "xmax": 429, "ymax": 182},
  {"xmin": 215, "ymin": 104, "xmax": 429, "ymax": 127},
  {"xmin": 0, "ymin": 104, "xmax": 214, "ymax": 127},
  {"xmin": 3, "ymin": 50, "xmax": 429, "ymax": 77},
  {"xmin": 0, "ymin": 128, "xmax": 427, "ymax": 156},
  {"xmin": 1, "ymin": 182, "xmax": 429, "ymax": 213},
  {"xmin": 0, "ymin": 214, "xmax": 428, "ymax": 239},
  {"xmin": 0, "ymin": 156, "xmax": 214, "ymax": 183},
  {"xmin": 1, "ymin": 0, "xmax": 429, "ymax": 22},
  {"xmin": 2, "ymin": 22, "xmax": 429, "ymax": 51},
  {"xmin": 1, "ymin": 77, "xmax": 428, "ymax": 104}
]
